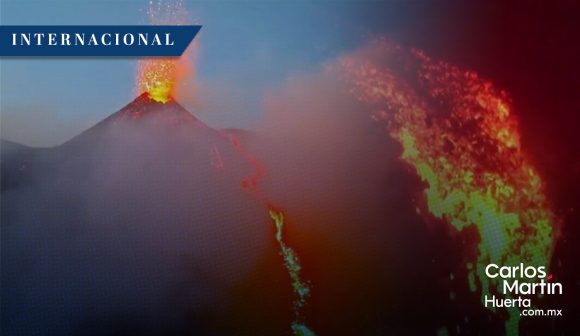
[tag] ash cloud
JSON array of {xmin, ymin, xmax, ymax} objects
[{"xmin": 252, "ymin": 54, "xmax": 408, "ymax": 248}]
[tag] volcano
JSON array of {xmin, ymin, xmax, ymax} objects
[{"xmin": 0, "ymin": 94, "xmax": 276, "ymax": 336}]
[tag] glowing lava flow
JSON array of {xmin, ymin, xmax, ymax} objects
[
  {"xmin": 136, "ymin": 0, "xmax": 189, "ymax": 103},
  {"xmin": 270, "ymin": 209, "xmax": 314, "ymax": 336},
  {"xmin": 339, "ymin": 39, "xmax": 556, "ymax": 335},
  {"xmin": 226, "ymin": 135, "xmax": 315, "ymax": 336}
]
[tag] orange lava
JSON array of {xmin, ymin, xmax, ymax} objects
[
  {"xmin": 135, "ymin": 0, "xmax": 191, "ymax": 103},
  {"xmin": 339, "ymin": 38, "xmax": 557, "ymax": 335}
]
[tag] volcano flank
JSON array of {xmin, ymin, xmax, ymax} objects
[
  {"xmin": 103, "ymin": 93, "xmax": 198, "ymax": 125},
  {"xmin": 62, "ymin": 93, "xmax": 204, "ymax": 149},
  {"xmin": 0, "ymin": 94, "xmax": 281, "ymax": 335}
]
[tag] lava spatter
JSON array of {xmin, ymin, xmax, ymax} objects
[
  {"xmin": 339, "ymin": 39, "xmax": 556, "ymax": 335},
  {"xmin": 136, "ymin": 0, "xmax": 191, "ymax": 103}
]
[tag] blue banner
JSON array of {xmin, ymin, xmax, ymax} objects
[{"xmin": 0, "ymin": 25, "xmax": 201, "ymax": 56}]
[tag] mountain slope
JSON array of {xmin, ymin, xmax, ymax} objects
[{"xmin": 0, "ymin": 94, "xmax": 277, "ymax": 336}]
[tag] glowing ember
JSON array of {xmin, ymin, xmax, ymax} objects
[
  {"xmin": 339, "ymin": 39, "xmax": 556, "ymax": 335},
  {"xmin": 137, "ymin": 59, "xmax": 177, "ymax": 103},
  {"xmin": 136, "ymin": 0, "xmax": 190, "ymax": 103}
]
